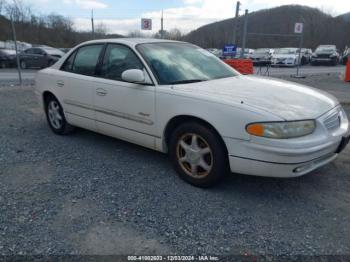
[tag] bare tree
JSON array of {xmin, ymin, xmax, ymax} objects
[
  {"xmin": 0, "ymin": 0, "xmax": 6, "ymax": 15},
  {"xmin": 95, "ymin": 22, "xmax": 108, "ymax": 35},
  {"xmin": 128, "ymin": 30, "xmax": 145, "ymax": 38}
]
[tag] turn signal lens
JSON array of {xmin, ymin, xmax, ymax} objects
[{"xmin": 246, "ymin": 124, "xmax": 264, "ymax": 136}]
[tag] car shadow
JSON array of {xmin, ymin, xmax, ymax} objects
[{"xmin": 68, "ymin": 126, "xmax": 337, "ymax": 200}]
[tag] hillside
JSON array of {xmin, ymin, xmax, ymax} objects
[
  {"xmin": 184, "ymin": 5, "xmax": 350, "ymax": 50},
  {"xmin": 338, "ymin": 12, "xmax": 350, "ymax": 22}
]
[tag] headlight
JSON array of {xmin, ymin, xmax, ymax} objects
[
  {"xmin": 246, "ymin": 120, "xmax": 316, "ymax": 139},
  {"xmin": 312, "ymin": 53, "xmax": 317, "ymax": 57}
]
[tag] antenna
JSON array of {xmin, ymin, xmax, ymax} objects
[
  {"xmin": 161, "ymin": 10, "xmax": 164, "ymax": 39},
  {"xmin": 91, "ymin": 9, "xmax": 95, "ymax": 39}
]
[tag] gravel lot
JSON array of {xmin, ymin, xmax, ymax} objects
[{"xmin": 0, "ymin": 80, "xmax": 350, "ymax": 257}]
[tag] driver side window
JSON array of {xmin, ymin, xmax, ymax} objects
[{"xmin": 100, "ymin": 44, "xmax": 144, "ymax": 81}]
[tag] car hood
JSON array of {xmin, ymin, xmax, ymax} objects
[
  {"xmin": 272, "ymin": 54, "xmax": 298, "ymax": 59},
  {"xmin": 172, "ymin": 76, "xmax": 338, "ymax": 120},
  {"xmin": 315, "ymin": 51, "xmax": 335, "ymax": 55}
]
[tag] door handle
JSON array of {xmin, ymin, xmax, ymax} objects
[
  {"xmin": 56, "ymin": 80, "xmax": 64, "ymax": 87},
  {"xmin": 96, "ymin": 88, "xmax": 107, "ymax": 96}
]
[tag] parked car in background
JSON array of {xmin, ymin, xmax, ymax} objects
[
  {"xmin": 250, "ymin": 48, "xmax": 274, "ymax": 65},
  {"xmin": 20, "ymin": 47, "xmax": 65, "ymax": 69},
  {"xmin": 300, "ymin": 48, "xmax": 312, "ymax": 65},
  {"xmin": 271, "ymin": 48, "xmax": 300, "ymax": 67},
  {"xmin": 206, "ymin": 48, "xmax": 223, "ymax": 59},
  {"xmin": 0, "ymin": 49, "xmax": 17, "ymax": 68},
  {"xmin": 59, "ymin": 48, "xmax": 71, "ymax": 54},
  {"xmin": 235, "ymin": 48, "xmax": 255, "ymax": 59},
  {"xmin": 311, "ymin": 45, "xmax": 340, "ymax": 66},
  {"xmin": 35, "ymin": 39, "xmax": 349, "ymax": 187},
  {"xmin": 341, "ymin": 47, "xmax": 349, "ymax": 65}
]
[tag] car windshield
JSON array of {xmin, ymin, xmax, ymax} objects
[
  {"xmin": 316, "ymin": 46, "xmax": 336, "ymax": 52},
  {"xmin": 137, "ymin": 42, "xmax": 238, "ymax": 85},
  {"xmin": 275, "ymin": 48, "xmax": 297, "ymax": 54}
]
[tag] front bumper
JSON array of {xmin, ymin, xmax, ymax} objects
[
  {"xmin": 228, "ymin": 153, "xmax": 339, "ymax": 178},
  {"xmin": 271, "ymin": 59, "xmax": 296, "ymax": 67},
  {"xmin": 311, "ymin": 57, "xmax": 336, "ymax": 63},
  {"xmin": 224, "ymin": 106, "xmax": 350, "ymax": 178}
]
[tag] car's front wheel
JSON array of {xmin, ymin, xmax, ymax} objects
[
  {"xmin": 45, "ymin": 95, "xmax": 75, "ymax": 135},
  {"xmin": 20, "ymin": 60, "xmax": 27, "ymax": 69},
  {"xmin": 169, "ymin": 122, "xmax": 228, "ymax": 188}
]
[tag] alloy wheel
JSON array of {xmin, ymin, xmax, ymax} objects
[
  {"xmin": 48, "ymin": 100, "xmax": 63, "ymax": 129},
  {"xmin": 176, "ymin": 133, "xmax": 213, "ymax": 178}
]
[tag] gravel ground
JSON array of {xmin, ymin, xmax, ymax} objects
[
  {"xmin": 0, "ymin": 84, "xmax": 350, "ymax": 257},
  {"xmin": 274, "ymin": 73, "xmax": 350, "ymax": 104}
]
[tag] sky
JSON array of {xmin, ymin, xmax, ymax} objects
[{"xmin": 20, "ymin": 0, "xmax": 350, "ymax": 35}]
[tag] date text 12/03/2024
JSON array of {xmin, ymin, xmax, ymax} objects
[{"xmin": 127, "ymin": 256, "xmax": 219, "ymax": 261}]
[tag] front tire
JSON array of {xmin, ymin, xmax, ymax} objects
[
  {"xmin": 45, "ymin": 95, "xmax": 75, "ymax": 135},
  {"xmin": 169, "ymin": 122, "xmax": 228, "ymax": 188},
  {"xmin": 20, "ymin": 60, "xmax": 27, "ymax": 69}
]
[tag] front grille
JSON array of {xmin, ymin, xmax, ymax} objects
[{"xmin": 324, "ymin": 109, "xmax": 341, "ymax": 131}]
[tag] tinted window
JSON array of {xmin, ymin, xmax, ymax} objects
[
  {"xmin": 24, "ymin": 49, "xmax": 35, "ymax": 54},
  {"xmin": 72, "ymin": 45, "xmax": 103, "ymax": 76},
  {"xmin": 33, "ymin": 49, "xmax": 45, "ymax": 55},
  {"xmin": 100, "ymin": 44, "xmax": 144, "ymax": 81},
  {"xmin": 61, "ymin": 52, "xmax": 76, "ymax": 72}
]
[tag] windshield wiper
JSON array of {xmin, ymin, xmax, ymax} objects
[{"xmin": 169, "ymin": 79, "xmax": 206, "ymax": 85}]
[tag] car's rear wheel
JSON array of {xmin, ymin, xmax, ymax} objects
[
  {"xmin": 169, "ymin": 122, "xmax": 228, "ymax": 188},
  {"xmin": 45, "ymin": 95, "xmax": 75, "ymax": 135},
  {"xmin": 20, "ymin": 60, "xmax": 27, "ymax": 69}
]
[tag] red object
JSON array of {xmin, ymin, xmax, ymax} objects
[
  {"xmin": 345, "ymin": 60, "xmax": 350, "ymax": 82},
  {"xmin": 224, "ymin": 59, "xmax": 254, "ymax": 75}
]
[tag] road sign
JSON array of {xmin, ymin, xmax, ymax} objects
[
  {"xmin": 294, "ymin": 23, "xmax": 304, "ymax": 34},
  {"xmin": 141, "ymin": 18, "xmax": 152, "ymax": 30},
  {"xmin": 223, "ymin": 44, "xmax": 237, "ymax": 57}
]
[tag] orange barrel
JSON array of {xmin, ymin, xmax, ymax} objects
[
  {"xmin": 224, "ymin": 59, "xmax": 253, "ymax": 75},
  {"xmin": 345, "ymin": 60, "xmax": 350, "ymax": 82}
]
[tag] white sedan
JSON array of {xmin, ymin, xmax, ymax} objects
[
  {"xmin": 271, "ymin": 48, "xmax": 300, "ymax": 67},
  {"xmin": 34, "ymin": 39, "xmax": 350, "ymax": 187}
]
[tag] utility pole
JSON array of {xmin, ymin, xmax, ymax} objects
[
  {"xmin": 91, "ymin": 9, "xmax": 95, "ymax": 39},
  {"xmin": 161, "ymin": 10, "xmax": 164, "ymax": 39},
  {"xmin": 232, "ymin": 1, "xmax": 241, "ymax": 45},
  {"xmin": 241, "ymin": 9, "xmax": 248, "ymax": 58},
  {"xmin": 11, "ymin": 16, "xmax": 22, "ymax": 86}
]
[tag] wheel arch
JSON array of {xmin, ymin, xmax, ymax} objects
[
  {"xmin": 42, "ymin": 91, "xmax": 57, "ymax": 108},
  {"xmin": 162, "ymin": 115, "xmax": 228, "ymax": 155}
]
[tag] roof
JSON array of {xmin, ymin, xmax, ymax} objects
[{"xmin": 81, "ymin": 38, "xmax": 185, "ymax": 47}]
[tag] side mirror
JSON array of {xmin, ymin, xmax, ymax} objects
[{"xmin": 122, "ymin": 69, "xmax": 147, "ymax": 84}]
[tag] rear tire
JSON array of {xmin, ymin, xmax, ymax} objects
[
  {"xmin": 169, "ymin": 121, "xmax": 229, "ymax": 188},
  {"xmin": 45, "ymin": 95, "xmax": 75, "ymax": 135}
]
